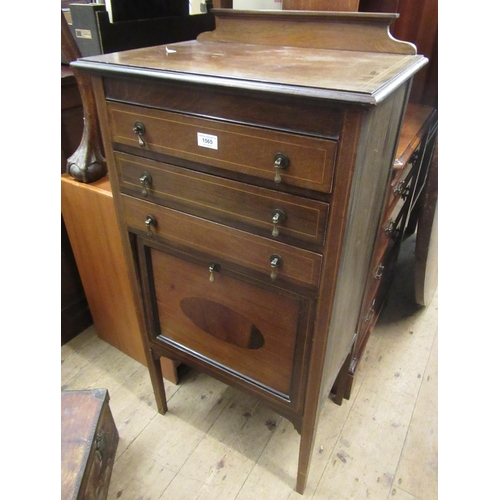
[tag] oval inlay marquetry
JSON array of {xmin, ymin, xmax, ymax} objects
[{"xmin": 180, "ymin": 297, "xmax": 265, "ymax": 350}]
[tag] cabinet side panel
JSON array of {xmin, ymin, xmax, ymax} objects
[{"xmin": 320, "ymin": 81, "xmax": 411, "ymax": 402}]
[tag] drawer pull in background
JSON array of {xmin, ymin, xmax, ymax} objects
[
  {"xmin": 270, "ymin": 254, "xmax": 283, "ymax": 280},
  {"xmin": 273, "ymin": 153, "xmax": 289, "ymax": 184},
  {"xmin": 145, "ymin": 215, "xmax": 157, "ymax": 236},
  {"xmin": 364, "ymin": 299, "xmax": 376, "ymax": 323},
  {"xmin": 374, "ymin": 263, "xmax": 385, "ymax": 280},
  {"xmin": 384, "ymin": 219, "xmax": 395, "ymax": 236},
  {"xmin": 133, "ymin": 121, "xmax": 146, "ymax": 148},
  {"xmin": 140, "ymin": 171, "xmax": 152, "ymax": 197},
  {"xmin": 393, "ymin": 179, "xmax": 405, "ymax": 197},
  {"xmin": 208, "ymin": 262, "xmax": 220, "ymax": 283},
  {"xmin": 271, "ymin": 209, "xmax": 286, "ymax": 237}
]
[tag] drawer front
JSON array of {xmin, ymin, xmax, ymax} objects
[
  {"xmin": 146, "ymin": 248, "xmax": 310, "ymax": 399},
  {"xmin": 122, "ymin": 195, "xmax": 322, "ymax": 288},
  {"xmin": 116, "ymin": 153, "xmax": 329, "ymax": 247},
  {"xmin": 356, "ymin": 242, "xmax": 397, "ymax": 358},
  {"xmin": 108, "ymin": 102, "xmax": 337, "ymax": 193}
]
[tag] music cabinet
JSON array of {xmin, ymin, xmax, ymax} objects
[{"xmin": 73, "ymin": 10, "xmax": 427, "ymax": 493}]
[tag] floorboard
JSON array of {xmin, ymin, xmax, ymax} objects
[{"xmin": 61, "ymin": 234, "xmax": 438, "ymax": 500}]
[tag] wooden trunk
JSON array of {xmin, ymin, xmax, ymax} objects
[
  {"xmin": 61, "ymin": 389, "xmax": 119, "ymax": 500},
  {"xmin": 72, "ymin": 10, "xmax": 427, "ymax": 494}
]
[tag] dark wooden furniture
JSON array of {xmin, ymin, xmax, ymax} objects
[
  {"xmin": 61, "ymin": 389, "xmax": 119, "ymax": 500},
  {"xmin": 342, "ymin": 103, "xmax": 438, "ymax": 397},
  {"xmin": 283, "ymin": 0, "xmax": 359, "ymax": 10},
  {"xmin": 73, "ymin": 10, "xmax": 427, "ymax": 493}
]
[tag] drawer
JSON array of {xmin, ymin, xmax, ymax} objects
[
  {"xmin": 143, "ymin": 247, "xmax": 312, "ymax": 399},
  {"xmin": 116, "ymin": 152, "xmax": 329, "ymax": 247},
  {"xmin": 121, "ymin": 195, "xmax": 323, "ymax": 288},
  {"xmin": 108, "ymin": 102, "xmax": 337, "ymax": 193}
]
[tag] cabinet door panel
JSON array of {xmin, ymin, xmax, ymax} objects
[{"xmin": 148, "ymin": 248, "xmax": 306, "ymax": 399}]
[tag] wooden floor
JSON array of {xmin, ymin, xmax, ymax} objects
[{"xmin": 61, "ymin": 234, "xmax": 438, "ymax": 500}]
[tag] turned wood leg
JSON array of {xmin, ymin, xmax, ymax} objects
[{"xmin": 148, "ymin": 350, "xmax": 168, "ymax": 414}]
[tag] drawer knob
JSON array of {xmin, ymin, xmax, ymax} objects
[
  {"xmin": 145, "ymin": 215, "xmax": 157, "ymax": 236},
  {"xmin": 133, "ymin": 121, "xmax": 146, "ymax": 148},
  {"xmin": 270, "ymin": 254, "xmax": 283, "ymax": 280},
  {"xmin": 271, "ymin": 209, "xmax": 287, "ymax": 237},
  {"xmin": 208, "ymin": 262, "xmax": 220, "ymax": 283},
  {"xmin": 140, "ymin": 171, "xmax": 152, "ymax": 197},
  {"xmin": 273, "ymin": 153, "xmax": 290, "ymax": 184}
]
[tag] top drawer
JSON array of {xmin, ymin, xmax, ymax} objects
[{"xmin": 108, "ymin": 102, "xmax": 337, "ymax": 193}]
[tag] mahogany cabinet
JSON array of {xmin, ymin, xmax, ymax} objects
[{"xmin": 73, "ymin": 10, "xmax": 427, "ymax": 493}]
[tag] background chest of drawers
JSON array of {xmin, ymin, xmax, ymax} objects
[{"xmin": 74, "ymin": 9, "xmax": 427, "ymax": 493}]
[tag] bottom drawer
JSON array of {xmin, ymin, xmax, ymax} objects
[{"xmin": 140, "ymin": 244, "xmax": 313, "ymax": 402}]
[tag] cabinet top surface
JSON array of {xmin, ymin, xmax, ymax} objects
[{"xmin": 74, "ymin": 10, "xmax": 427, "ymax": 104}]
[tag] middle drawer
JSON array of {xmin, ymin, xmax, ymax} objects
[
  {"xmin": 121, "ymin": 194, "xmax": 323, "ymax": 289},
  {"xmin": 116, "ymin": 152, "xmax": 329, "ymax": 248}
]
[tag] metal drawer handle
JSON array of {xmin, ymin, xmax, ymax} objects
[
  {"xmin": 364, "ymin": 299, "xmax": 376, "ymax": 323},
  {"xmin": 133, "ymin": 121, "xmax": 146, "ymax": 148},
  {"xmin": 208, "ymin": 262, "xmax": 220, "ymax": 283},
  {"xmin": 140, "ymin": 171, "xmax": 152, "ymax": 197},
  {"xmin": 384, "ymin": 219, "xmax": 395, "ymax": 236},
  {"xmin": 374, "ymin": 263, "xmax": 385, "ymax": 280},
  {"xmin": 270, "ymin": 254, "xmax": 283, "ymax": 280},
  {"xmin": 145, "ymin": 215, "xmax": 157, "ymax": 236},
  {"xmin": 273, "ymin": 153, "xmax": 290, "ymax": 184},
  {"xmin": 393, "ymin": 179, "xmax": 405, "ymax": 197},
  {"xmin": 95, "ymin": 430, "xmax": 107, "ymax": 461},
  {"xmin": 271, "ymin": 209, "xmax": 286, "ymax": 237}
]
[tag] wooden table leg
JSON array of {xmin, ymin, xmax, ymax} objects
[{"xmin": 149, "ymin": 350, "xmax": 168, "ymax": 414}]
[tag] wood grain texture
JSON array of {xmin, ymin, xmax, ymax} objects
[
  {"xmin": 108, "ymin": 102, "xmax": 337, "ymax": 193},
  {"xmin": 150, "ymin": 249, "xmax": 303, "ymax": 397},
  {"xmin": 394, "ymin": 104, "xmax": 436, "ymax": 169},
  {"xmin": 199, "ymin": 9, "xmax": 415, "ymax": 54},
  {"xmin": 76, "ymin": 39, "xmax": 423, "ymax": 104},
  {"xmin": 60, "ymin": 234, "xmax": 438, "ymax": 500},
  {"xmin": 103, "ymin": 76, "xmax": 344, "ymax": 140},
  {"xmin": 61, "ymin": 11, "xmax": 106, "ymax": 183},
  {"xmin": 61, "ymin": 175, "xmax": 178, "ymax": 383},
  {"xmin": 121, "ymin": 194, "xmax": 323, "ymax": 289},
  {"xmin": 115, "ymin": 152, "xmax": 329, "ymax": 248},
  {"xmin": 61, "ymin": 389, "xmax": 118, "ymax": 500},
  {"xmin": 283, "ymin": 0, "xmax": 359, "ymax": 10},
  {"xmin": 77, "ymin": 12, "xmax": 431, "ymax": 493}
]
